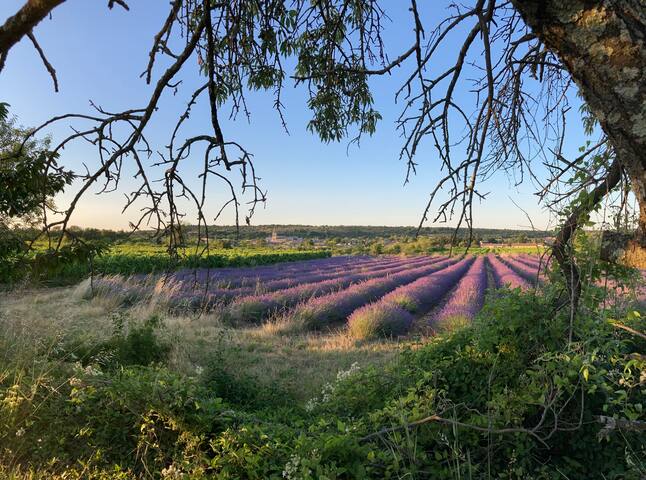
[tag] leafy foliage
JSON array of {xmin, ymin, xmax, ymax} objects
[
  {"xmin": 0, "ymin": 106, "xmax": 73, "ymax": 218},
  {"xmin": 1, "ymin": 283, "xmax": 643, "ymax": 478},
  {"xmin": 0, "ymin": 105, "xmax": 79, "ymax": 283}
]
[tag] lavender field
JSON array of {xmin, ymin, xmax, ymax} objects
[{"xmin": 91, "ymin": 253, "xmax": 645, "ymax": 340}]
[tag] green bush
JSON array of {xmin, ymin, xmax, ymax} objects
[
  {"xmin": 319, "ymin": 291, "xmax": 646, "ymax": 479},
  {"xmin": 199, "ymin": 333, "xmax": 291, "ymax": 409},
  {"xmin": 1, "ymin": 290, "xmax": 644, "ymax": 478},
  {"xmin": 50, "ymin": 313, "xmax": 170, "ymax": 369},
  {"xmin": 0, "ymin": 363, "xmax": 228, "ymax": 476}
]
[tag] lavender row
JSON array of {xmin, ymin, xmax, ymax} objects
[
  {"xmin": 347, "ymin": 257, "xmax": 475, "ymax": 339},
  {"xmin": 430, "ymin": 256, "xmax": 488, "ymax": 330},
  {"xmin": 207, "ymin": 255, "xmax": 439, "ymax": 309},
  {"xmin": 117, "ymin": 254, "xmax": 375, "ymax": 294},
  {"xmin": 95, "ymin": 253, "xmax": 420, "ymax": 305},
  {"xmin": 487, "ymin": 254, "xmax": 531, "ymax": 290},
  {"xmin": 284, "ymin": 256, "xmax": 464, "ymax": 332},
  {"xmin": 213, "ymin": 254, "xmax": 404, "ymax": 288},
  {"xmin": 249, "ymin": 255, "xmax": 436, "ymax": 293},
  {"xmin": 498, "ymin": 256, "xmax": 543, "ymax": 285},
  {"xmin": 225, "ymin": 255, "xmax": 449, "ymax": 322},
  {"xmin": 177, "ymin": 254, "xmax": 431, "ymax": 297},
  {"xmin": 515, "ymin": 254, "xmax": 550, "ymax": 271},
  {"xmin": 126, "ymin": 254, "xmax": 359, "ymax": 284},
  {"xmin": 92, "ymin": 255, "xmax": 443, "ymax": 311},
  {"xmin": 171, "ymin": 254, "xmax": 390, "ymax": 287}
]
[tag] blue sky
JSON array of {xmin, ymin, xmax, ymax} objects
[{"xmin": 0, "ymin": 1, "xmax": 591, "ymax": 231}]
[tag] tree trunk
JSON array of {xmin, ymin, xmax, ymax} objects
[
  {"xmin": 552, "ymin": 159, "xmax": 621, "ymax": 326},
  {"xmin": 511, "ymin": 0, "xmax": 646, "ymax": 246}
]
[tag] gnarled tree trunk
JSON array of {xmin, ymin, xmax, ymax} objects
[{"xmin": 512, "ymin": 0, "xmax": 646, "ymax": 247}]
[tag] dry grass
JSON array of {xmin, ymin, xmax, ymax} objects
[
  {"xmin": 164, "ymin": 312, "xmax": 405, "ymax": 402},
  {"xmin": 1, "ymin": 285, "xmax": 409, "ymax": 404}
]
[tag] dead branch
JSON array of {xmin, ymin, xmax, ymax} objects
[{"xmin": 360, "ymin": 413, "xmax": 549, "ymax": 447}]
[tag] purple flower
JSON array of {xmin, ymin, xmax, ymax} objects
[
  {"xmin": 227, "ymin": 255, "xmax": 448, "ymax": 323},
  {"xmin": 432, "ymin": 256, "xmax": 487, "ymax": 329},
  {"xmin": 344, "ymin": 257, "xmax": 474, "ymax": 338},
  {"xmin": 289, "ymin": 256, "xmax": 460, "ymax": 331},
  {"xmin": 498, "ymin": 256, "xmax": 544, "ymax": 285},
  {"xmin": 487, "ymin": 254, "xmax": 530, "ymax": 290}
]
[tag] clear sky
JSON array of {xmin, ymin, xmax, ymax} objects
[{"xmin": 0, "ymin": 1, "xmax": 592, "ymax": 231}]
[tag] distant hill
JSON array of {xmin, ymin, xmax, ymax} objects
[{"xmin": 63, "ymin": 224, "xmax": 554, "ymax": 243}]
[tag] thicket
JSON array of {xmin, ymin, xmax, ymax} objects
[{"xmin": 1, "ymin": 263, "xmax": 643, "ymax": 479}]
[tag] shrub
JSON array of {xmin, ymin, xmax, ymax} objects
[
  {"xmin": 2, "ymin": 280, "xmax": 644, "ymax": 478},
  {"xmin": 108, "ymin": 314, "xmax": 170, "ymax": 366},
  {"xmin": 51, "ymin": 313, "xmax": 170, "ymax": 369},
  {"xmin": 329, "ymin": 292, "xmax": 646, "ymax": 478}
]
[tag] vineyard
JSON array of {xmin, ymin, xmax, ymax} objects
[
  {"xmin": 20, "ymin": 243, "xmax": 330, "ymax": 282},
  {"xmin": 90, "ymin": 253, "xmax": 645, "ymax": 340},
  {"xmin": 90, "ymin": 247, "xmax": 330, "ymax": 274}
]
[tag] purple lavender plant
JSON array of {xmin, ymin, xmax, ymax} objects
[
  {"xmin": 432, "ymin": 256, "xmax": 487, "ymax": 329},
  {"xmin": 381, "ymin": 257, "xmax": 475, "ymax": 313},
  {"xmin": 287, "ymin": 257, "xmax": 462, "ymax": 331},
  {"xmin": 170, "ymin": 255, "xmax": 436, "ymax": 313},
  {"xmin": 487, "ymin": 255, "xmax": 531, "ymax": 290},
  {"xmin": 345, "ymin": 257, "xmax": 475, "ymax": 339},
  {"xmin": 347, "ymin": 303, "xmax": 415, "ymax": 340},
  {"xmin": 498, "ymin": 256, "xmax": 543, "ymax": 285},
  {"xmin": 227, "ymin": 255, "xmax": 449, "ymax": 322}
]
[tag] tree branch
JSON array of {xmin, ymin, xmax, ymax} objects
[{"xmin": 0, "ymin": 0, "xmax": 66, "ymax": 72}]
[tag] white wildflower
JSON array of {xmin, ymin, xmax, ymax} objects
[
  {"xmin": 161, "ymin": 464, "xmax": 183, "ymax": 479},
  {"xmin": 282, "ymin": 454, "xmax": 310, "ymax": 479},
  {"xmin": 304, "ymin": 398, "xmax": 318, "ymax": 413},
  {"xmin": 84, "ymin": 364, "xmax": 103, "ymax": 376},
  {"xmin": 69, "ymin": 377, "xmax": 83, "ymax": 388},
  {"xmin": 336, "ymin": 362, "xmax": 360, "ymax": 381},
  {"xmin": 305, "ymin": 363, "xmax": 361, "ymax": 411}
]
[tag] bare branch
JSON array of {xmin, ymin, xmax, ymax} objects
[{"xmin": 26, "ymin": 31, "xmax": 58, "ymax": 92}]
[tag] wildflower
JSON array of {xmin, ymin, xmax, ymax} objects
[
  {"xmin": 336, "ymin": 362, "xmax": 360, "ymax": 381},
  {"xmin": 84, "ymin": 364, "xmax": 103, "ymax": 376},
  {"xmin": 69, "ymin": 377, "xmax": 83, "ymax": 387},
  {"xmin": 305, "ymin": 363, "xmax": 362, "ymax": 411},
  {"xmin": 161, "ymin": 464, "xmax": 183, "ymax": 478},
  {"xmin": 282, "ymin": 454, "xmax": 310, "ymax": 479},
  {"xmin": 1, "ymin": 385, "xmax": 24, "ymax": 411},
  {"xmin": 15, "ymin": 427, "xmax": 25, "ymax": 437},
  {"xmin": 304, "ymin": 398, "xmax": 318, "ymax": 413}
]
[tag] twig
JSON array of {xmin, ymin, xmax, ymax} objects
[
  {"xmin": 360, "ymin": 413, "xmax": 549, "ymax": 447},
  {"xmin": 609, "ymin": 321, "xmax": 646, "ymax": 341},
  {"xmin": 27, "ymin": 31, "xmax": 58, "ymax": 92}
]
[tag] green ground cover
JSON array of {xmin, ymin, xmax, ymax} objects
[{"xmin": 5, "ymin": 242, "xmax": 331, "ymax": 284}]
